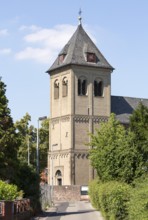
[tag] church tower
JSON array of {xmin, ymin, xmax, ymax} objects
[{"xmin": 47, "ymin": 21, "xmax": 114, "ymax": 186}]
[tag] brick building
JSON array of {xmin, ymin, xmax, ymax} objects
[{"xmin": 47, "ymin": 21, "xmax": 148, "ymax": 186}]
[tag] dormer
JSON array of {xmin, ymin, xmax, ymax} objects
[{"xmin": 86, "ymin": 52, "xmax": 96, "ymax": 63}]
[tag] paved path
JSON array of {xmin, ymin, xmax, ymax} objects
[{"xmin": 32, "ymin": 201, "xmax": 104, "ymax": 220}]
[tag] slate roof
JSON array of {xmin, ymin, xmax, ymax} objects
[
  {"xmin": 47, "ymin": 24, "xmax": 114, "ymax": 73},
  {"xmin": 111, "ymin": 96, "xmax": 148, "ymax": 124}
]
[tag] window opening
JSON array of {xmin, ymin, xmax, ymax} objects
[
  {"xmin": 62, "ymin": 77, "xmax": 68, "ymax": 97},
  {"xmin": 94, "ymin": 80, "xmax": 103, "ymax": 97},
  {"xmin": 87, "ymin": 53, "xmax": 96, "ymax": 63},
  {"xmin": 78, "ymin": 77, "xmax": 87, "ymax": 96},
  {"xmin": 54, "ymin": 79, "xmax": 59, "ymax": 99},
  {"xmin": 58, "ymin": 54, "xmax": 66, "ymax": 64}
]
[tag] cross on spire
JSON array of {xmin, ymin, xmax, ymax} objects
[{"xmin": 78, "ymin": 8, "xmax": 82, "ymax": 25}]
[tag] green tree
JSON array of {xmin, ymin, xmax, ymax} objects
[
  {"xmin": 15, "ymin": 113, "xmax": 37, "ymax": 166},
  {"xmin": 0, "ymin": 78, "xmax": 19, "ymax": 181},
  {"xmin": 129, "ymin": 103, "xmax": 148, "ymax": 172},
  {"xmin": 39, "ymin": 118, "xmax": 49, "ymax": 171},
  {"xmin": 15, "ymin": 114, "xmax": 49, "ymax": 172},
  {"xmin": 89, "ymin": 114, "xmax": 141, "ymax": 183}
]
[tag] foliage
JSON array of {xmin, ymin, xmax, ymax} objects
[
  {"xmin": 89, "ymin": 180, "xmax": 131, "ymax": 220},
  {"xmin": 89, "ymin": 114, "xmax": 142, "ymax": 183},
  {"xmin": 0, "ymin": 180, "xmax": 23, "ymax": 201},
  {"xmin": 129, "ymin": 102, "xmax": 148, "ymax": 173},
  {"xmin": 0, "ymin": 78, "xmax": 19, "ymax": 181},
  {"xmin": 39, "ymin": 118, "xmax": 49, "ymax": 171},
  {"xmin": 15, "ymin": 114, "xmax": 49, "ymax": 172},
  {"xmin": 128, "ymin": 176, "xmax": 148, "ymax": 220},
  {"xmin": 14, "ymin": 161, "xmax": 41, "ymax": 212},
  {"xmin": 89, "ymin": 179, "xmax": 101, "ymax": 210},
  {"xmin": 15, "ymin": 113, "xmax": 37, "ymax": 167},
  {"xmin": 99, "ymin": 181, "xmax": 130, "ymax": 220}
]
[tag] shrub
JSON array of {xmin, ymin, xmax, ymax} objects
[
  {"xmin": 89, "ymin": 179, "xmax": 101, "ymax": 210},
  {"xmin": 128, "ymin": 176, "xmax": 148, "ymax": 220},
  {"xmin": 0, "ymin": 180, "xmax": 23, "ymax": 201},
  {"xmin": 89, "ymin": 179, "xmax": 131, "ymax": 220},
  {"xmin": 99, "ymin": 181, "xmax": 131, "ymax": 220}
]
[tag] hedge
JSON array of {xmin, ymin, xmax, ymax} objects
[
  {"xmin": 89, "ymin": 180, "xmax": 131, "ymax": 220},
  {"xmin": 128, "ymin": 177, "xmax": 148, "ymax": 220}
]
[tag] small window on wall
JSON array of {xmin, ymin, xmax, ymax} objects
[
  {"xmin": 58, "ymin": 54, "xmax": 66, "ymax": 64},
  {"xmin": 62, "ymin": 77, "xmax": 68, "ymax": 97},
  {"xmin": 78, "ymin": 77, "xmax": 87, "ymax": 96},
  {"xmin": 54, "ymin": 79, "xmax": 59, "ymax": 99},
  {"xmin": 94, "ymin": 79, "xmax": 103, "ymax": 97},
  {"xmin": 87, "ymin": 52, "xmax": 96, "ymax": 63}
]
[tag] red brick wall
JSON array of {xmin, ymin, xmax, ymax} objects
[{"xmin": 0, "ymin": 200, "xmax": 30, "ymax": 220}]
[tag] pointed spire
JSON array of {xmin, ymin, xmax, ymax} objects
[{"xmin": 78, "ymin": 8, "xmax": 82, "ymax": 25}]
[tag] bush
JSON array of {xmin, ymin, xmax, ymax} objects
[
  {"xmin": 89, "ymin": 179, "xmax": 101, "ymax": 210},
  {"xmin": 99, "ymin": 181, "xmax": 131, "ymax": 220},
  {"xmin": 128, "ymin": 176, "xmax": 148, "ymax": 220},
  {"xmin": 89, "ymin": 180, "xmax": 131, "ymax": 220},
  {"xmin": 14, "ymin": 162, "xmax": 41, "ymax": 215},
  {"xmin": 0, "ymin": 180, "xmax": 23, "ymax": 200}
]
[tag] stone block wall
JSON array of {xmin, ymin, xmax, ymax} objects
[{"xmin": 53, "ymin": 185, "xmax": 81, "ymax": 201}]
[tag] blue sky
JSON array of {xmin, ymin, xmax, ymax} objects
[{"xmin": 0, "ymin": 0, "xmax": 148, "ymax": 126}]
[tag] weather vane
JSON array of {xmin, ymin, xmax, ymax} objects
[{"xmin": 78, "ymin": 8, "xmax": 82, "ymax": 25}]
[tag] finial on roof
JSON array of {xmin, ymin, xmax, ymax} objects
[{"xmin": 78, "ymin": 8, "xmax": 82, "ymax": 25}]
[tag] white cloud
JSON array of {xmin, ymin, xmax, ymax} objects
[
  {"xmin": 15, "ymin": 47, "xmax": 55, "ymax": 64},
  {"xmin": 15, "ymin": 24, "xmax": 76, "ymax": 64},
  {"xmin": 0, "ymin": 29, "xmax": 9, "ymax": 36},
  {"xmin": 15, "ymin": 24, "xmax": 97, "ymax": 64},
  {"xmin": 0, "ymin": 48, "xmax": 11, "ymax": 55},
  {"xmin": 19, "ymin": 25, "xmax": 41, "ymax": 32}
]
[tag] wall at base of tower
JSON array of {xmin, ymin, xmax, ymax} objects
[
  {"xmin": 74, "ymin": 152, "xmax": 89, "ymax": 185},
  {"xmin": 48, "ymin": 152, "xmax": 71, "ymax": 186}
]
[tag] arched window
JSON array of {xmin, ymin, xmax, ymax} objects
[
  {"xmin": 94, "ymin": 79, "xmax": 103, "ymax": 97},
  {"xmin": 54, "ymin": 79, "xmax": 59, "ymax": 99},
  {"xmin": 62, "ymin": 77, "xmax": 68, "ymax": 97},
  {"xmin": 55, "ymin": 170, "xmax": 62, "ymax": 186},
  {"xmin": 78, "ymin": 77, "xmax": 87, "ymax": 96}
]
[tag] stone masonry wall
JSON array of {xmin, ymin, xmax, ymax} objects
[{"xmin": 53, "ymin": 185, "xmax": 81, "ymax": 201}]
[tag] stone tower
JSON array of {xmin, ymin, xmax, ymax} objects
[{"xmin": 47, "ymin": 23, "xmax": 114, "ymax": 186}]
